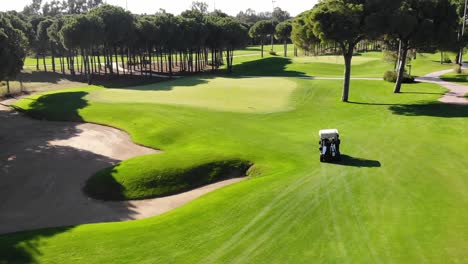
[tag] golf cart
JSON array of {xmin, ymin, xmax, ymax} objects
[{"xmin": 319, "ymin": 129, "xmax": 341, "ymax": 162}]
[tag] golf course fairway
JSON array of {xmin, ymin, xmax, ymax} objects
[{"xmin": 1, "ymin": 57, "xmax": 468, "ymax": 263}]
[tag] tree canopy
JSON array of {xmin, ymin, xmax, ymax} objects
[{"xmin": 0, "ymin": 13, "xmax": 28, "ymax": 93}]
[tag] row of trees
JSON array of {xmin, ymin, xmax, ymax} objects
[
  {"xmin": 23, "ymin": 0, "xmax": 104, "ymax": 16},
  {"xmin": 0, "ymin": 2, "xmax": 250, "ymax": 87},
  {"xmin": 236, "ymin": 7, "xmax": 291, "ymax": 26},
  {"xmin": 291, "ymin": 0, "xmax": 464, "ymax": 102},
  {"xmin": 248, "ymin": 19, "xmax": 293, "ymax": 58},
  {"xmin": 0, "ymin": 13, "xmax": 28, "ymax": 93}
]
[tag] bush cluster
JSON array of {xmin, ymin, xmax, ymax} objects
[
  {"xmin": 383, "ymin": 71, "xmax": 414, "ymax": 83},
  {"xmin": 453, "ymin": 64, "xmax": 463, "ymax": 74}
]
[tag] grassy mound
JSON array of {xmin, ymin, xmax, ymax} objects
[{"xmin": 84, "ymin": 154, "xmax": 252, "ymax": 201}]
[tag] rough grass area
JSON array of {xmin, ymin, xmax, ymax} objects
[{"xmin": 85, "ymin": 156, "xmax": 252, "ymax": 200}]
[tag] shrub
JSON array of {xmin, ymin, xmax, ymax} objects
[
  {"xmin": 384, "ymin": 71, "xmax": 398, "ymax": 82},
  {"xmin": 383, "ymin": 71, "xmax": 415, "ymax": 83},
  {"xmin": 443, "ymin": 57, "xmax": 452, "ymax": 64}
]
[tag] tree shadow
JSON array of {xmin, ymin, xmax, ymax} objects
[
  {"xmin": 439, "ymin": 74, "xmax": 468, "ymax": 82},
  {"xmin": 108, "ymin": 76, "xmax": 210, "ymax": 91},
  {"xmin": 15, "ymin": 91, "xmax": 89, "ymax": 121},
  {"xmin": 230, "ymin": 57, "xmax": 307, "ymax": 77},
  {"xmin": 348, "ymin": 101, "xmax": 398, "ymax": 106},
  {"xmin": 0, "ymin": 226, "xmax": 72, "ymax": 264},
  {"xmin": 389, "ymin": 102, "xmax": 468, "ymax": 118},
  {"xmin": 336, "ymin": 155, "xmax": 381, "ymax": 168},
  {"xmin": 17, "ymin": 71, "xmax": 75, "ymax": 84},
  {"xmin": 17, "ymin": 71, "xmax": 167, "ymax": 89},
  {"xmin": 400, "ymin": 91, "xmax": 445, "ymax": 95}
]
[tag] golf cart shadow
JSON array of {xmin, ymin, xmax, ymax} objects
[{"xmin": 337, "ymin": 155, "xmax": 381, "ymax": 168}]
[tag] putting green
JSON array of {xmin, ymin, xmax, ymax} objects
[{"xmin": 88, "ymin": 77, "xmax": 297, "ymax": 113}]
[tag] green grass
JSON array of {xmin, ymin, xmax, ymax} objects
[
  {"xmin": 87, "ymin": 77, "xmax": 298, "ymax": 113},
  {"xmin": 85, "ymin": 157, "xmax": 252, "ymax": 200},
  {"xmin": 3, "ymin": 63, "xmax": 468, "ymax": 263},
  {"xmin": 440, "ymin": 72, "xmax": 468, "ymax": 83}
]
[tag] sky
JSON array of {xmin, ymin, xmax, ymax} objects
[{"xmin": 0, "ymin": 0, "xmax": 319, "ymax": 17}]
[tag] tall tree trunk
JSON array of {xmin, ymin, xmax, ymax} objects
[
  {"xmin": 114, "ymin": 46, "xmax": 119, "ymax": 76},
  {"xmin": 261, "ymin": 40, "xmax": 264, "ymax": 58},
  {"xmin": 394, "ymin": 41, "xmax": 409, "ymax": 94},
  {"xmin": 90, "ymin": 48, "xmax": 95, "ymax": 74},
  {"xmin": 43, "ymin": 54, "xmax": 47, "ymax": 72},
  {"xmin": 103, "ymin": 48, "xmax": 108, "ymax": 75},
  {"xmin": 168, "ymin": 49, "xmax": 173, "ymax": 77},
  {"xmin": 271, "ymin": 34, "xmax": 274, "ymax": 50},
  {"xmin": 59, "ymin": 56, "xmax": 63, "ymax": 74},
  {"xmin": 284, "ymin": 40, "xmax": 287, "ymax": 57},
  {"xmin": 127, "ymin": 48, "xmax": 132, "ymax": 76},
  {"xmin": 51, "ymin": 44, "xmax": 56, "ymax": 73},
  {"xmin": 6, "ymin": 79, "xmax": 10, "ymax": 95},
  {"xmin": 211, "ymin": 49, "xmax": 215, "ymax": 72},
  {"xmin": 36, "ymin": 55, "xmax": 39, "ymax": 71},
  {"xmin": 81, "ymin": 48, "xmax": 87, "ymax": 76},
  {"xmin": 342, "ymin": 53, "xmax": 352, "ymax": 102},
  {"xmin": 160, "ymin": 48, "xmax": 163, "ymax": 73},
  {"xmin": 120, "ymin": 47, "xmax": 125, "ymax": 75},
  {"xmin": 148, "ymin": 45, "xmax": 152, "ymax": 74},
  {"xmin": 66, "ymin": 53, "xmax": 70, "ymax": 72}
]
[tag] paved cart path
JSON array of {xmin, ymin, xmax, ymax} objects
[{"xmin": 415, "ymin": 69, "xmax": 468, "ymax": 105}]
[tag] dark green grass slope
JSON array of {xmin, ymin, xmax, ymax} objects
[{"xmin": 3, "ymin": 72, "xmax": 468, "ymax": 263}]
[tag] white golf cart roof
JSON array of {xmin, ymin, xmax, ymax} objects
[{"xmin": 319, "ymin": 129, "xmax": 339, "ymax": 139}]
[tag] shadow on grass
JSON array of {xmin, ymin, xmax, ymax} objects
[
  {"xmin": 348, "ymin": 101, "xmax": 398, "ymax": 106},
  {"xmin": 389, "ymin": 102, "xmax": 468, "ymax": 118},
  {"xmin": 108, "ymin": 76, "xmax": 210, "ymax": 91},
  {"xmin": 17, "ymin": 71, "xmax": 167, "ymax": 88},
  {"xmin": 229, "ymin": 57, "xmax": 307, "ymax": 77},
  {"xmin": 17, "ymin": 92, "xmax": 89, "ymax": 121},
  {"xmin": 0, "ymin": 227, "xmax": 72, "ymax": 264},
  {"xmin": 439, "ymin": 75, "xmax": 468, "ymax": 83},
  {"xmin": 84, "ymin": 166, "xmax": 126, "ymax": 200},
  {"xmin": 400, "ymin": 91, "xmax": 445, "ymax": 95},
  {"xmin": 337, "ymin": 155, "xmax": 381, "ymax": 168}
]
